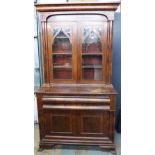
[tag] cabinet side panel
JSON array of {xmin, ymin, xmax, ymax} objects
[
  {"xmin": 107, "ymin": 20, "xmax": 113, "ymax": 83},
  {"xmin": 41, "ymin": 22, "xmax": 50, "ymax": 83},
  {"xmin": 36, "ymin": 94, "xmax": 44, "ymax": 139}
]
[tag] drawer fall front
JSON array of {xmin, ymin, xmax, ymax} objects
[{"xmin": 37, "ymin": 95, "xmax": 116, "ymax": 149}]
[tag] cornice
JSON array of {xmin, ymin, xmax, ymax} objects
[{"xmin": 35, "ymin": 2, "xmax": 120, "ymax": 12}]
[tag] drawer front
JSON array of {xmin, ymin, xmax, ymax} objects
[{"xmin": 41, "ymin": 96, "xmax": 110, "ymax": 111}]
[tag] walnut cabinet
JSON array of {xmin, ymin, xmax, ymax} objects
[{"xmin": 35, "ymin": 2, "xmax": 120, "ymax": 154}]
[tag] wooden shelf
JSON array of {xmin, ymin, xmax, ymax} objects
[
  {"xmin": 56, "ymin": 36, "xmax": 69, "ymax": 39},
  {"xmin": 82, "ymin": 53, "xmax": 102, "ymax": 56},
  {"xmin": 53, "ymin": 53, "xmax": 72, "ymax": 55},
  {"xmin": 82, "ymin": 65, "xmax": 102, "ymax": 69},
  {"xmin": 53, "ymin": 65, "xmax": 72, "ymax": 69}
]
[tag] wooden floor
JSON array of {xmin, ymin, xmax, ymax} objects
[{"xmin": 34, "ymin": 124, "xmax": 121, "ymax": 155}]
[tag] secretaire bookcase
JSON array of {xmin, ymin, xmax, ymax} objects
[{"xmin": 35, "ymin": 2, "xmax": 120, "ymax": 154}]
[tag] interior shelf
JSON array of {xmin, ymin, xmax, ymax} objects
[
  {"xmin": 82, "ymin": 53, "xmax": 102, "ymax": 56},
  {"xmin": 53, "ymin": 65, "xmax": 72, "ymax": 69},
  {"xmin": 82, "ymin": 65, "xmax": 102, "ymax": 69},
  {"xmin": 52, "ymin": 53, "xmax": 72, "ymax": 55},
  {"xmin": 55, "ymin": 36, "xmax": 69, "ymax": 39}
]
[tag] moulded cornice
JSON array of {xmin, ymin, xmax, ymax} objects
[{"xmin": 35, "ymin": 2, "xmax": 120, "ymax": 12}]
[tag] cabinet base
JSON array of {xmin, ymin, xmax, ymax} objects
[{"xmin": 38, "ymin": 142, "xmax": 116, "ymax": 154}]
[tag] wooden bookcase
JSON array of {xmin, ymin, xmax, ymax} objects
[{"xmin": 35, "ymin": 2, "xmax": 120, "ymax": 154}]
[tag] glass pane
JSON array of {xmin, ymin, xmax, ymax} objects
[
  {"xmin": 82, "ymin": 68, "xmax": 102, "ymax": 80},
  {"xmin": 53, "ymin": 55, "xmax": 72, "ymax": 66},
  {"xmin": 82, "ymin": 26, "xmax": 103, "ymax": 80},
  {"xmin": 82, "ymin": 27, "xmax": 102, "ymax": 53},
  {"xmin": 82, "ymin": 55, "xmax": 102, "ymax": 66},
  {"xmin": 53, "ymin": 68, "xmax": 72, "ymax": 79},
  {"xmin": 52, "ymin": 27, "xmax": 72, "ymax": 80}
]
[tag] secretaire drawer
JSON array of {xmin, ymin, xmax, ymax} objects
[{"xmin": 41, "ymin": 96, "xmax": 110, "ymax": 111}]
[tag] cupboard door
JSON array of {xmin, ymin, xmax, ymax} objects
[
  {"xmin": 78, "ymin": 22, "xmax": 107, "ymax": 83},
  {"xmin": 47, "ymin": 22, "xmax": 77, "ymax": 82},
  {"xmin": 42, "ymin": 110, "xmax": 76, "ymax": 137},
  {"xmin": 77, "ymin": 111, "xmax": 110, "ymax": 137}
]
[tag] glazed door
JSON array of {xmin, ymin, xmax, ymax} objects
[
  {"xmin": 47, "ymin": 22, "xmax": 77, "ymax": 83},
  {"xmin": 78, "ymin": 22, "xmax": 107, "ymax": 83}
]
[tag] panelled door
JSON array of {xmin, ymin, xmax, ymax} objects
[
  {"xmin": 42, "ymin": 108, "xmax": 110, "ymax": 138},
  {"xmin": 42, "ymin": 110, "xmax": 77, "ymax": 136},
  {"xmin": 76, "ymin": 111, "xmax": 110, "ymax": 138}
]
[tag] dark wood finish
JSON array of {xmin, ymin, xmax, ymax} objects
[
  {"xmin": 35, "ymin": 2, "xmax": 120, "ymax": 154},
  {"xmin": 35, "ymin": 2, "xmax": 120, "ymax": 12}
]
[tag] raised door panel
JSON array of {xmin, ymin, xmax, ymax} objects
[
  {"xmin": 77, "ymin": 111, "xmax": 110, "ymax": 137},
  {"xmin": 42, "ymin": 110, "xmax": 76, "ymax": 137},
  {"xmin": 78, "ymin": 22, "xmax": 108, "ymax": 83},
  {"xmin": 47, "ymin": 22, "xmax": 77, "ymax": 83},
  {"xmin": 50, "ymin": 112, "xmax": 72, "ymax": 134}
]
